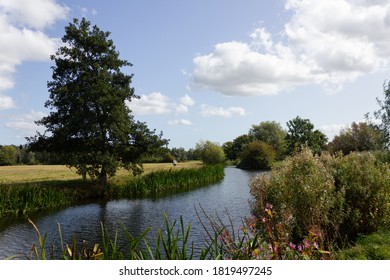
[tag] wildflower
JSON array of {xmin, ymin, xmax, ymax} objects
[
  {"xmin": 262, "ymin": 217, "xmax": 266, "ymax": 223},
  {"xmin": 303, "ymin": 239, "xmax": 310, "ymax": 249},
  {"xmin": 313, "ymin": 242, "xmax": 319, "ymax": 250},
  {"xmin": 289, "ymin": 242, "xmax": 296, "ymax": 250}
]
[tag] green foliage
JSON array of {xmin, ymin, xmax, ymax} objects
[
  {"xmin": 224, "ymin": 134, "xmax": 254, "ymax": 160},
  {"xmin": 337, "ymin": 230, "xmax": 390, "ymax": 260},
  {"xmin": 373, "ymin": 81, "xmax": 390, "ymax": 148},
  {"xmin": 113, "ymin": 164, "xmax": 225, "ymax": 197},
  {"xmin": 27, "ymin": 18, "xmax": 168, "ymax": 195},
  {"xmin": 0, "ymin": 145, "xmax": 18, "ymax": 166},
  {"xmin": 330, "ymin": 122, "xmax": 386, "ymax": 154},
  {"xmin": 0, "ymin": 183, "xmax": 75, "ymax": 217},
  {"xmin": 249, "ymin": 121, "xmax": 287, "ymax": 159},
  {"xmin": 26, "ymin": 213, "xmax": 219, "ymax": 260},
  {"xmin": 285, "ymin": 116, "xmax": 327, "ymax": 155},
  {"xmin": 334, "ymin": 152, "xmax": 390, "ymax": 240},
  {"xmin": 237, "ymin": 141, "xmax": 276, "ymax": 170},
  {"xmin": 195, "ymin": 140, "xmax": 226, "ymax": 165},
  {"xmin": 250, "ymin": 147, "xmax": 390, "ymax": 250}
]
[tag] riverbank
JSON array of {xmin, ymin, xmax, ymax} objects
[{"xmin": 0, "ymin": 161, "xmax": 223, "ymax": 218}]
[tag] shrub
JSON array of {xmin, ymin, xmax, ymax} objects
[
  {"xmin": 250, "ymin": 147, "xmax": 343, "ymax": 246},
  {"xmin": 238, "ymin": 141, "xmax": 276, "ymax": 170},
  {"xmin": 196, "ymin": 141, "xmax": 226, "ymax": 165},
  {"xmin": 250, "ymin": 147, "xmax": 390, "ymax": 250},
  {"xmin": 334, "ymin": 152, "xmax": 390, "ymax": 241}
]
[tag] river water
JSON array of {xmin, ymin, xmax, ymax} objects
[{"xmin": 0, "ymin": 167, "xmax": 261, "ymax": 259}]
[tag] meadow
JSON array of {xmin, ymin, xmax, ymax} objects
[{"xmin": 0, "ymin": 161, "xmax": 203, "ymax": 185}]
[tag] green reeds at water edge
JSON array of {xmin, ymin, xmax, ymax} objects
[
  {"xmin": 113, "ymin": 164, "xmax": 225, "ymax": 197},
  {"xmin": 0, "ymin": 184, "xmax": 75, "ymax": 217},
  {"xmin": 0, "ymin": 165, "xmax": 224, "ymax": 218},
  {"xmin": 26, "ymin": 213, "xmax": 221, "ymax": 260}
]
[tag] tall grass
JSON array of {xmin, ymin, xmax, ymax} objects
[
  {"xmin": 112, "ymin": 164, "xmax": 225, "ymax": 197},
  {"xmin": 0, "ymin": 183, "xmax": 75, "ymax": 217}
]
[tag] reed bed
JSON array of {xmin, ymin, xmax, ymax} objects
[
  {"xmin": 112, "ymin": 164, "xmax": 225, "ymax": 197},
  {"xmin": 0, "ymin": 184, "xmax": 75, "ymax": 217}
]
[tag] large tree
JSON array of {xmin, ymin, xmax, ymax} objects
[
  {"xmin": 285, "ymin": 116, "xmax": 327, "ymax": 155},
  {"xmin": 28, "ymin": 18, "xmax": 168, "ymax": 195}
]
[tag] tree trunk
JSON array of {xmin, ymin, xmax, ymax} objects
[{"xmin": 99, "ymin": 166, "xmax": 110, "ymax": 197}]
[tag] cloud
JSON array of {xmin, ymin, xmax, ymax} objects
[
  {"xmin": 168, "ymin": 119, "xmax": 192, "ymax": 126},
  {"xmin": 320, "ymin": 123, "xmax": 348, "ymax": 135},
  {"xmin": 191, "ymin": 0, "xmax": 390, "ymax": 96},
  {"xmin": 0, "ymin": 96, "xmax": 16, "ymax": 110},
  {"xmin": 180, "ymin": 94, "xmax": 195, "ymax": 106},
  {"xmin": 129, "ymin": 92, "xmax": 172, "ymax": 115},
  {"xmin": 0, "ymin": 0, "xmax": 69, "ymax": 107},
  {"xmin": 128, "ymin": 92, "xmax": 195, "ymax": 115},
  {"xmin": 4, "ymin": 110, "xmax": 47, "ymax": 132},
  {"xmin": 0, "ymin": 0, "xmax": 69, "ymax": 29},
  {"xmin": 200, "ymin": 104, "xmax": 247, "ymax": 118}
]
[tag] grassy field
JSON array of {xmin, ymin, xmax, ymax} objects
[{"xmin": 0, "ymin": 161, "xmax": 203, "ymax": 185}]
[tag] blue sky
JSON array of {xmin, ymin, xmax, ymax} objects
[{"xmin": 1, "ymin": 0, "xmax": 389, "ymax": 149}]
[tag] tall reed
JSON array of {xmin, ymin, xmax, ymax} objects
[
  {"xmin": 112, "ymin": 164, "xmax": 225, "ymax": 198},
  {"xmin": 0, "ymin": 183, "xmax": 75, "ymax": 217},
  {"xmin": 25, "ymin": 213, "xmax": 220, "ymax": 260}
]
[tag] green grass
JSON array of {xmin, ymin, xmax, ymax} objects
[{"xmin": 337, "ymin": 230, "xmax": 390, "ymax": 260}]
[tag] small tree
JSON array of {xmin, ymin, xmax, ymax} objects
[
  {"xmin": 195, "ymin": 140, "xmax": 225, "ymax": 165},
  {"xmin": 285, "ymin": 116, "xmax": 327, "ymax": 155},
  {"xmin": 249, "ymin": 121, "xmax": 287, "ymax": 159},
  {"xmin": 28, "ymin": 18, "xmax": 168, "ymax": 196},
  {"xmin": 0, "ymin": 145, "xmax": 18, "ymax": 166},
  {"xmin": 238, "ymin": 141, "xmax": 276, "ymax": 170}
]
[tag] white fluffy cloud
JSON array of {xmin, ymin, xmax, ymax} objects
[
  {"xmin": 128, "ymin": 92, "xmax": 195, "ymax": 115},
  {"xmin": 200, "ymin": 104, "xmax": 247, "ymax": 118},
  {"xmin": 129, "ymin": 92, "xmax": 172, "ymax": 115},
  {"xmin": 191, "ymin": 0, "xmax": 390, "ymax": 96},
  {"xmin": 168, "ymin": 119, "xmax": 192, "ymax": 126},
  {"xmin": 0, "ymin": 0, "xmax": 68, "ymax": 109}
]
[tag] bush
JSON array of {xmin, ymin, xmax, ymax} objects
[
  {"xmin": 196, "ymin": 140, "xmax": 226, "ymax": 165},
  {"xmin": 238, "ymin": 141, "xmax": 276, "ymax": 170},
  {"xmin": 334, "ymin": 152, "xmax": 390, "ymax": 240},
  {"xmin": 250, "ymin": 147, "xmax": 390, "ymax": 250}
]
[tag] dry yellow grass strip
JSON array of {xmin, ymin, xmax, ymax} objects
[{"xmin": 0, "ymin": 161, "xmax": 203, "ymax": 185}]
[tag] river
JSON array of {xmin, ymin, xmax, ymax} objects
[{"xmin": 0, "ymin": 167, "xmax": 262, "ymax": 259}]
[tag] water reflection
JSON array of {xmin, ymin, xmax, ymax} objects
[{"xmin": 0, "ymin": 167, "xmax": 261, "ymax": 259}]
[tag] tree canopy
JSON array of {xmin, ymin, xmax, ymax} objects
[
  {"xmin": 28, "ymin": 18, "xmax": 168, "ymax": 195},
  {"xmin": 329, "ymin": 122, "xmax": 385, "ymax": 155},
  {"xmin": 195, "ymin": 140, "xmax": 226, "ymax": 165},
  {"xmin": 285, "ymin": 116, "xmax": 327, "ymax": 155}
]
